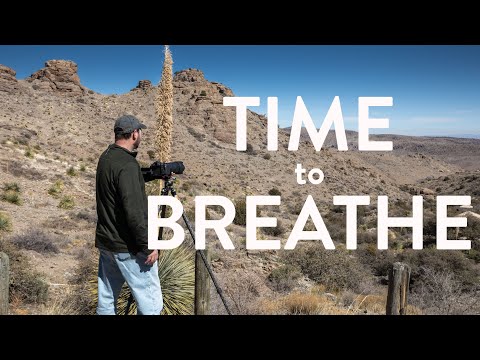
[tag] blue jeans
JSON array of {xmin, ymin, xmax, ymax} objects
[{"xmin": 97, "ymin": 249, "xmax": 163, "ymax": 315}]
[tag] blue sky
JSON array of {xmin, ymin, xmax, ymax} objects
[{"xmin": 1, "ymin": 45, "xmax": 479, "ymax": 137}]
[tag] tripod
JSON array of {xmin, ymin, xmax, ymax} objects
[{"xmin": 124, "ymin": 176, "xmax": 232, "ymax": 315}]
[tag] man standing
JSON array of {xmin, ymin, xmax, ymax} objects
[{"xmin": 95, "ymin": 114, "xmax": 163, "ymax": 315}]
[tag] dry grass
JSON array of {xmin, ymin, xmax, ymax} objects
[
  {"xmin": 258, "ymin": 290, "xmax": 345, "ymax": 315},
  {"xmin": 40, "ymin": 286, "xmax": 81, "ymax": 315},
  {"xmin": 0, "ymin": 239, "xmax": 49, "ymax": 304}
]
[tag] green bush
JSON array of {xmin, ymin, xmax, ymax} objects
[
  {"xmin": 200, "ymin": 90, "xmax": 207, "ymax": 96},
  {"xmin": 80, "ymin": 164, "xmax": 86, "ymax": 172},
  {"xmin": 58, "ymin": 196, "xmax": 75, "ymax": 210}
]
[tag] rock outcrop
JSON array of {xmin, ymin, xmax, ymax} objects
[
  {"xmin": 26, "ymin": 60, "xmax": 87, "ymax": 96},
  {"xmin": 131, "ymin": 80, "xmax": 153, "ymax": 92},
  {"xmin": 174, "ymin": 68, "xmax": 205, "ymax": 82},
  {"xmin": 0, "ymin": 65, "xmax": 21, "ymax": 93}
]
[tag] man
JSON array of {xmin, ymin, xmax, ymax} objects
[{"xmin": 95, "ymin": 114, "xmax": 163, "ymax": 315}]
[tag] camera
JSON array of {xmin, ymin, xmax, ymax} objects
[{"xmin": 141, "ymin": 161, "xmax": 185, "ymax": 182}]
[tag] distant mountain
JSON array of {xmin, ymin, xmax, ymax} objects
[{"xmin": 282, "ymin": 127, "xmax": 480, "ymax": 171}]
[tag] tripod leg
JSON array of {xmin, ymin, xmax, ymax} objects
[{"xmin": 158, "ymin": 204, "xmax": 167, "ymax": 240}]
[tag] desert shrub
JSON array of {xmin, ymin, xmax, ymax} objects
[
  {"xmin": 409, "ymin": 266, "xmax": 480, "ymax": 314},
  {"xmin": 180, "ymin": 181, "xmax": 191, "ymax": 191},
  {"xmin": 261, "ymin": 219, "xmax": 286, "ymax": 237},
  {"xmin": 66, "ymin": 245, "xmax": 98, "ymax": 314},
  {"xmin": 291, "ymin": 202, "xmax": 304, "ymax": 215},
  {"xmin": 3, "ymin": 183, "xmax": 20, "ymax": 192},
  {"xmin": 283, "ymin": 243, "xmax": 371, "ymax": 292},
  {"xmin": 246, "ymin": 143, "xmax": 256, "ymax": 155},
  {"xmin": 268, "ymin": 188, "xmax": 282, "ymax": 196},
  {"xmin": 356, "ymin": 231, "xmax": 376, "ymax": 244},
  {"xmin": 268, "ymin": 264, "xmax": 302, "ymax": 292},
  {"xmin": 223, "ymin": 271, "xmax": 263, "ymax": 315},
  {"xmin": 2, "ymin": 182, "xmax": 21, "ymax": 205},
  {"xmin": 24, "ymin": 148, "xmax": 34, "ymax": 158},
  {"xmin": 0, "ymin": 240, "xmax": 49, "ymax": 304},
  {"xmin": 459, "ymin": 220, "xmax": 480, "ymax": 241},
  {"xmin": 75, "ymin": 210, "xmax": 97, "ymax": 223},
  {"xmin": 1, "ymin": 191, "xmax": 21, "ymax": 205},
  {"xmin": 147, "ymin": 150, "xmax": 156, "ymax": 160},
  {"xmin": 0, "ymin": 212, "xmax": 12, "ymax": 232},
  {"xmin": 80, "ymin": 164, "xmax": 86, "ymax": 172},
  {"xmin": 58, "ymin": 196, "xmax": 75, "ymax": 210},
  {"xmin": 66, "ymin": 167, "xmax": 77, "ymax": 176},
  {"xmin": 233, "ymin": 199, "xmax": 247, "ymax": 225},
  {"xmin": 2, "ymin": 192, "xmax": 22, "ymax": 205},
  {"xmin": 356, "ymin": 243, "xmax": 397, "ymax": 276},
  {"xmin": 263, "ymin": 153, "xmax": 272, "ymax": 160},
  {"xmin": 200, "ymin": 90, "xmax": 207, "ymax": 96},
  {"xmin": 184, "ymin": 207, "xmax": 211, "ymax": 224},
  {"xmin": 466, "ymin": 249, "xmax": 480, "ymax": 263},
  {"xmin": 9, "ymin": 229, "xmax": 59, "ymax": 254},
  {"xmin": 399, "ymin": 248, "xmax": 480, "ymax": 289},
  {"xmin": 233, "ymin": 199, "xmax": 261, "ymax": 226},
  {"xmin": 48, "ymin": 180, "xmax": 64, "ymax": 198}
]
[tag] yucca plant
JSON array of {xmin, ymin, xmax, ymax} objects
[
  {"xmin": 86, "ymin": 244, "xmax": 195, "ymax": 315},
  {"xmin": 154, "ymin": 45, "xmax": 174, "ymax": 195}
]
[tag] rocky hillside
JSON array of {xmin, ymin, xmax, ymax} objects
[{"xmin": 0, "ymin": 60, "xmax": 479, "ymax": 315}]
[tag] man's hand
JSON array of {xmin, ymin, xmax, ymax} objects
[{"xmin": 145, "ymin": 250, "xmax": 158, "ymax": 265}]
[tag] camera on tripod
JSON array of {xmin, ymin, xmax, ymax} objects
[{"xmin": 141, "ymin": 161, "xmax": 185, "ymax": 182}]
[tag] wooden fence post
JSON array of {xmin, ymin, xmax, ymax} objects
[
  {"xmin": 194, "ymin": 250, "xmax": 210, "ymax": 315},
  {"xmin": 0, "ymin": 252, "xmax": 9, "ymax": 315},
  {"xmin": 386, "ymin": 262, "xmax": 411, "ymax": 315}
]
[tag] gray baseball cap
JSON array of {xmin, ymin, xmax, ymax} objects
[{"xmin": 114, "ymin": 115, "xmax": 147, "ymax": 135}]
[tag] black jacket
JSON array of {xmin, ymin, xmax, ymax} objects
[{"xmin": 95, "ymin": 144, "xmax": 150, "ymax": 255}]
